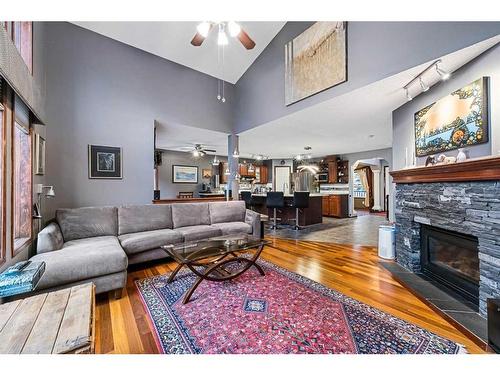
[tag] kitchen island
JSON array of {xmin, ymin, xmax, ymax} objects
[{"xmin": 249, "ymin": 193, "xmax": 323, "ymax": 226}]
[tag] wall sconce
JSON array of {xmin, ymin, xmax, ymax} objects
[{"xmin": 34, "ymin": 184, "xmax": 56, "ymax": 220}]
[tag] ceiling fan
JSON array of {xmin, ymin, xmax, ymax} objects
[
  {"xmin": 178, "ymin": 144, "xmax": 217, "ymax": 157},
  {"xmin": 191, "ymin": 21, "xmax": 256, "ymax": 50}
]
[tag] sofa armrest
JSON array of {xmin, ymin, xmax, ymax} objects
[
  {"xmin": 245, "ymin": 209, "xmax": 261, "ymax": 238},
  {"xmin": 37, "ymin": 222, "xmax": 64, "ymax": 254}
]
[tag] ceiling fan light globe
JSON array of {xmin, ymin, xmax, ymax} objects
[
  {"xmin": 197, "ymin": 22, "xmax": 211, "ymax": 38},
  {"xmin": 227, "ymin": 21, "xmax": 241, "ymax": 37}
]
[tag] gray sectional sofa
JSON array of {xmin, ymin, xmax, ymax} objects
[{"xmin": 32, "ymin": 201, "xmax": 261, "ymax": 297}]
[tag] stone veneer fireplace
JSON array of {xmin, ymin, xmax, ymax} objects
[{"xmin": 391, "ymin": 157, "xmax": 500, "ymax": 317}]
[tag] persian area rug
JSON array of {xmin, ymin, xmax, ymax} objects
[{"xmin": 135, "ymin": 258, "xmax": 466, "ymax": 354}]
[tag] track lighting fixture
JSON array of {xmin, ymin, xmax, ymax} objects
[
  {"xmin": 405, "ymin": 88, "xmax": 413, "ymax": 101},
  {"xmin": 436, "ymin": 63, "xmax": 450, "ymax": 81},
  {"xmin": 403, "ymin": 59, "xmax": 451, "ymax": 100},
  {"xmin": 419, "ymin": 77, "xmax": 429, "ymax": 92}
]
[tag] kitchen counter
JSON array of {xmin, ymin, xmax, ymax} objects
[
  {"xmin": 198, "ymin": 192, "xmax": 226, "ymax": 197},
  {"xmin": 249, "ymin": 194, "xmax": 323, "ymax": 226},
  {"xmin": 251, "ymin": 192, "xmax": 349, "ymax": 197}
]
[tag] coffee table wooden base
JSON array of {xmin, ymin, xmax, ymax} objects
[{"xmin": 168, "ymin": 244, "xmax": 266, "ymax": 304}]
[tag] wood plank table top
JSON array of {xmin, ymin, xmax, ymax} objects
[{"xmin": 0, "ymin": 283, "xmax": 95, "ymax": 354}]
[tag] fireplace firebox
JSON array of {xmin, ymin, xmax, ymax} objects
[{"xmin": 420, "ymin": 225, "xmax": 479, "ymax": 307}]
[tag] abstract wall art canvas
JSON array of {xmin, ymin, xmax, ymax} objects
[
  {"xmin": 88, "ymin": 145, "xmax": 122, "ymax": 179},
  {"xmin": 285, "ymin": 22, "xmax": 347, "ymax": 105},
  {"xmin": 172, "ymin": 165, "xmax": 198, "ymax": 184},
  {"xmin": 414, "ymin": 77, "xmax": 489, "ymax": 157}
]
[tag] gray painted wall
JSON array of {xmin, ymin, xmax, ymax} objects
[
  {"xmin": 35, "ymin": 22, "xmax": 234, "ymax": 218},
  {"xmin": 391, "ymin": 43, "xmax": 500, "ymax": 222},
  {"xmin": 157, "ymin": 150, "xmax": 227, "ymax": 198},
  {"xmin": 392, "ymin": 43, "xmax": 500, "ymax": 171},
  {"xmin": 234, "ymin": 22, "xmax": 500, "ymax": 133}
]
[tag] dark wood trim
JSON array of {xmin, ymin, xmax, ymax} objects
[
  {"xmin": 382, "ymin": 262, "xmax": 492, "ymax": 352},
  {"xmin": 11, "ymin": 99, "xmax": 33, "ymax": 258},
  {"xmin": 153, "ymin": 197, "xmax": 232, "ymax": 204},
  {"xmin": 390, "ymin": 156, "xmax": 500, "ymax": 184},
  {"xmin": 0, "ymin": 100, "xmax": 5, "ymax": 266}
]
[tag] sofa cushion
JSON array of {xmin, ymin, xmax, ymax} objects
[
  {"xmin": 118, "ymin": 229, "xmax": 183, "ymax": 255},
  {"xmin": 56, "ymin": 206, "xmax": 118, "ymax": 242},
  {"xmin": 37, "ymin": 222, "xmax": 64, "ymax": 254},
  {"xmin": 118, "ymin": 204, "xmax": 173, "ymax": 235},
  {"xmin": 209, "ymin": 201, "xmax": 246, "ymax": 224},
  {"xmin": 171, "ymin": 203, "xmax": 210, "ymax": 228},
  {"xmin": 211, "ymin": 222, "xmax": 253, "ymax": 235},
  {"xmin": 173, "ymin": 225, "xmax": 222, "ymax": 242},
  {"xmin": 31, "ymin": 236, "xmax": 127, "ymax": 290}
]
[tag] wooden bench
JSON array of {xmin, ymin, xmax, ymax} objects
[{"xmin": 0, "ymin": 283, "xmax": 95, "ymax": 354}]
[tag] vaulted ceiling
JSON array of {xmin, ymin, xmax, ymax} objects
[{"xmin": 72, "ymin": 21, "xmax": 285, "ymax": 83}]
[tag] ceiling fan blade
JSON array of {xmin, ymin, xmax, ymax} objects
[
  {"xmin": 204, "ymin": 149, "xmax": 217, "ymax": 153},
  {"xmin": 190, "ymin": 24, "xmax": 213, "ymax": 47},
  {"xmin": 237, "ymin": 29, "xmax": 256, "ymax": 50},
  {"xmin": 190, "ymin": 32, "xmax": 206, "ymax": 46}
]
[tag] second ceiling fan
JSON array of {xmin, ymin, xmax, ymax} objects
[{"xmin": 191, "ymin": 21, "xmax": 256, "ymax": 50}]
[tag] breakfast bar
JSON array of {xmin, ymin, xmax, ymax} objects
[{"xmin": 249, "ymin": 193, "xmax": 323, "ymax": 226}]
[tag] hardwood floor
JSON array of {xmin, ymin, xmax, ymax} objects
[{"xmin": 94, "ymin": 237, "xmax": 486, "ymax": 354}]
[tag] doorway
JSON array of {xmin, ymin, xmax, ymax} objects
[{"xmin": 349, "ymin": 158, "xmax": 389, "ymax": 217}]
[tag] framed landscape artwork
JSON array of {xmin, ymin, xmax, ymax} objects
[
  {"xmin": 172, "ymin": 165, "xmax": 198, "ymax": 184},
  {"xmin": 414, "ymin": 77, "xmax": 489, "ymax": 157},
  {"xmin": 34, "ymin": 133, "xmax": 46, "ymax": 175},
  {"xmin": 88, "ymin": 145, "xmax": 122, "ymax": 179},
  {"xmin": 285, "ymin": 21, "xmax": 347, "ymax": 105}
]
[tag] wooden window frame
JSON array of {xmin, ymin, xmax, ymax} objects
[
  {"xmin": 11, "ymin": 107, "xmax": 32, "ymax": 257},
  {"xmin": 9, "ymin": 21, "xmax": 33, "ymax": 75},
  {"xmin": 0, "ymin": 102, "xmax": 5, "ymax": 266}
]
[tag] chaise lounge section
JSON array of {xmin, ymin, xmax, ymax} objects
[{"xmin": 32, "ymin": 201, "xmax": 261, "ymax": 297}]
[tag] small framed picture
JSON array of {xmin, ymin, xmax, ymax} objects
[
  {"xmin": 34, "ymin": 133, "xmax": 46, "ymax": 175},
  {"xmin": 88, "ymin": 145, "xmax": 122, "ymax": 179},
  {"xmin": 202, "ymin": 168, "xmax": 212, "ymax": 179},
  {"xmin": 172, "ymin": 165, "xmax": 198, "ymax": 184}
]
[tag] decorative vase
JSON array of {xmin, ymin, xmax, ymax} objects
[{"xmin": 456, "ymin": 148, "xmax": 467, "ymax": 163}]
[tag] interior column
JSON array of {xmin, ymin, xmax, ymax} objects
[
  {"xmin": 228, "ymin": 134, "xmax": 239, "ymax": 200},
  {"xmin": 372, "ymin": 169, "xmax": 382, "ymax": 211}
]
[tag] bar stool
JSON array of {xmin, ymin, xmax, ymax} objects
[
  {"xmin": 266, "ymin": 192, "xmax": 284, "ymax": 230},
  {"xmin": 240, "ymin": 191, "xmax": 255, "ymax": 210},
  {"xmin": 291, "ymin": 192, "xmax": 310, "ymax": 230}
]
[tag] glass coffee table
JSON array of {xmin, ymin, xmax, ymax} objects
[{"xmin": 162, "ymin": 235, "xmax": 269, "ymax": 304}]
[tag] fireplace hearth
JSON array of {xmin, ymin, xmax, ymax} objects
[
  {"xmin": 390, "ymin": 156, "xmax": 500, "ymax": 317},
  {"xmin": 420, "ymin": 225, "xmax": 479, "ymax": 306}
]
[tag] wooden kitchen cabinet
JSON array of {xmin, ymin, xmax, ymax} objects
[
  {"xmin": 257, "ymin": 165, "xmax": 268, "ymax": 183},
  {"xmin": 327, "ymin": 161, "xmax": 337, "ymax": 183},
  {"xmin": 322, "ymin": 194, "xmax": 349, "ymax": 218},
  {"xmin": 239, "ymin": 164, "xmax": 248, "ymax": 176},
  {"xmin": 219, "ymin": 162, "xmax": 229, "ymax": 183}
]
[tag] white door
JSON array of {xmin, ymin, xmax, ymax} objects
[{"xmin": 274, "ymin": 166, "xmax": 291, "ymax": 194}]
